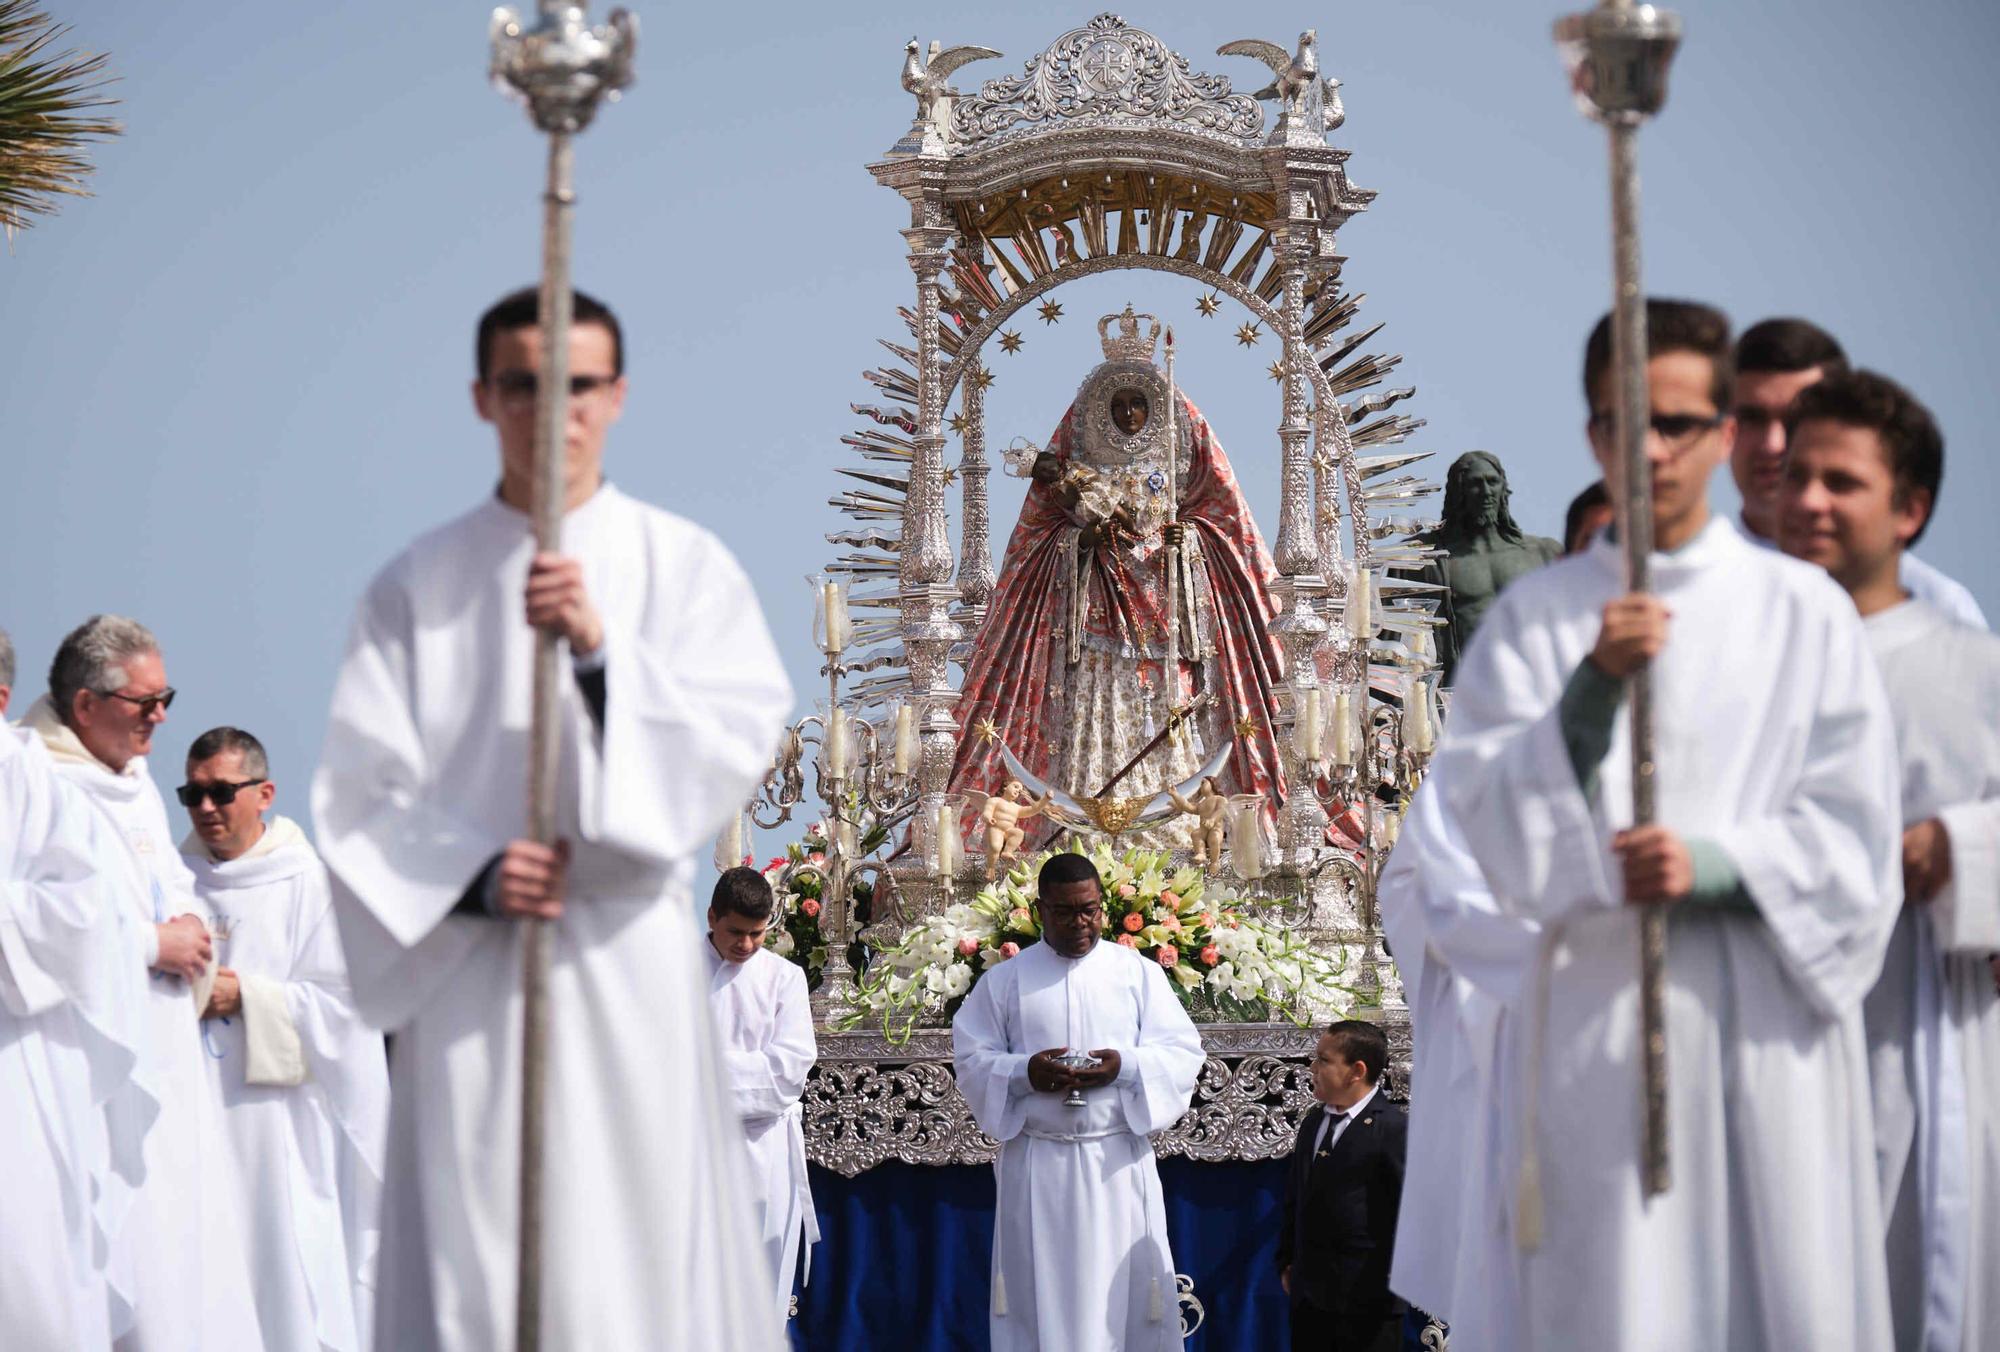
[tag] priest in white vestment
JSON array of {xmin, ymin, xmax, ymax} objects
[
  {"xmin": 1778, "ymin": 369, "xmax": 2000, "ymax": 1352},
  {"xmin": 953, "ymin": 851, "xmax": 1206, "ymax": 1351},
  {"xmin": 24, "ymin": 614, "xmax": 263, "ymax": 1350},
  {"xmin": 313, "ymin": 288, "xmax": 792, "ymax": 1351},
  {"xmin": 705, "ymin": 866, "xmax": 820, "ymax": 1322},
  {"xmin": 1430, "ymin": 301, "xmax": 1903, "ymax": 1351},
  {"xmin": 178, "ymin": 725, "xmax": 389, "ymax": 1352},
  {"xmin": 1, "ymin": 636, "xmax": 159, "ymax": 1347}
]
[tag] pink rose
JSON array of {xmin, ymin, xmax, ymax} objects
[
  {"xmin": 1009, "ymin": 907, "xmax": 1032, "ymax": 928},
  {"xmin": 808, "ymin": 851, "xmax": 826, "ymax": 865},
  {"xmin": 1161, "ymin": 890, "xmax": 1181, "ymax": 908},
  {"xmin": 957, "ymin": 937, "xmax": 980, "ymax": 958},
  {"xmin": 1199, "ymin": 945, "xmax": 1220, "ymax": 967},
  {"xmin": 800, "ymin": 898, "xmax": 821, "ymax": 919},
  {"xmin": 1118, "ymin": 882, "xmax": 1137, "ymax": 898},
  {"xmin": 1122, "ymin": 912, "xmax": 1144, "ymax": 933},
  {"xmin": 999, "ymin": 942, "xmax": 1020, "ymax": 959},
  {"xmin": 1162, "ymin": 915, "xmax": 1183, "ymax": 933},
  {"xmin": 1116, "ymin": 934, "xmax": 1139, "ymax": 948},
  {"xmin": 1154, "ymin": 945, "xmax": 1179, "ymax": 968}
]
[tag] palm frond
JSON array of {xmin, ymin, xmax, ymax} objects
[{"xmin": 0, "ymin": 0, "xmax": 122, "ymax": 237}]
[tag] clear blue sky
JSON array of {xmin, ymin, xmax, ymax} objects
[{"xmin": 5, "ymin": 1, "xmax": 1996, "ymax": 833}]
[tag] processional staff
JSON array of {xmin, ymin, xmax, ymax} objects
[
  {"xmin": 1552, "ymin": 0, "xmax": 1682, "ymax": 1198},
  {"xmin": 488, "ymin": 5, "xmax": 635, "ymax": 1346}
]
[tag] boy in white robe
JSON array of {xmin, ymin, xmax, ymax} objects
[
  {"xmin": 313, "ymin": 288, "xmax": 792, "ymax": 1351},
  {"xmin": 952, "ymin": 851, "xmax": 1206, "ymax": 1352},
  {"xmin": 1730, "ymin": 317, "xmax": 1985, "ymax": 628},
  {"xmin": 0, "ymin": 634, "xmax": 158, "ymax": 1347},
  {"xmin": 1378, "ymin": 773, "xmax": 1539, "ymax": 1340},
  {"xmin": 704, "ymin": 865, "xmax": 819, "ymax": 1322},
  {"xmin": 179, "ymin": 725, "xmax": 388, "ymax": 1352},
  {"xmin": 24, "ymin": 614, "xmax": 263, "ymax": 1350},
  {"xmin": 1778, "ymin": 369, "xmax": 2000, "ymax": 1352},
  {"xmin": 1430, "ymin": 299, "xmax": 1903, "ymax": 1351}
]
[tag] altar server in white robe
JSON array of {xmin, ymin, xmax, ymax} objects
[
  {"xmin": 24, "ymin": 614, "xmax": 263, "ymax": 1350},
  {"xmin": 178, "ymin": 725, "xmax": 388, "ymax": 1352},
  {"xmin": 1729, "ymin": 317, "xmax": 1986, "ymax": 629},
  {"xmin": 1, "ymin": 631, "xmax": 160, "ymax": 1347},
  {"xmin": 1378, "ymin": 773, "xmax": 1538, "ymax": 1336},
  {"xmin": 1778, "ymin": 369, "xmax": 2000, "ymax": 1352},
  {"xmin": 953, "ymin": 851, "xmax": 1207, "ymax": 1351},
  {"xmin": 1430, "ymin": 299, "xmax": 1903, "ymax": 1351},
  {"xmin": 705, "ymin": 865, "xmax": 820, "ymax": 1321},
  {"xmin": 313, "ymin": 287, "xmax": 792, "ymax": 1352}
]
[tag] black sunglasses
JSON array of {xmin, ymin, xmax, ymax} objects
[
  {"xmin": 96, "ymin": 686, "xmax": 176, "ymax": 716},
  {"xmin": 176, "ymin": 778, "xmax": 266, "ymax": 808}
]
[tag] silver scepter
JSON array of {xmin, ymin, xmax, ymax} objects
[
  {"xmin": 489, "ymin": 5, "xmax": 635, "ymax": 1346},
  {"xmin": 1553, "ymin": 0, "xmax": 1681, "ymax": 1200}
]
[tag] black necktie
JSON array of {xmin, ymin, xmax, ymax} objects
[{"xmin": 1313, "ymin": 1110, "xmax": 1348, "ymax": 1169}]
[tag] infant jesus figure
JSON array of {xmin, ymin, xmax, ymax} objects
[
  {"xmin": 967, "ymin": 779, "xmax": 1055, "ymax": 880},
  {"xmin": 1166, "ymin": 776, "xmax": 1229, "ymax": 868}
]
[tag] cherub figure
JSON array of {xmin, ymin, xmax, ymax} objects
[
  {"xmin": 966, "ymin": 779, "xmax": 1054, "ymax": 879},
  {"xmin": 1166, "ymin": 776, "xmax": 1230, "ymax": 867}
]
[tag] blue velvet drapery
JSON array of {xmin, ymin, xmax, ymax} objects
[{"xmin": 793, "ymin": 1158, "xmax": 1291, "ymax": 1351}]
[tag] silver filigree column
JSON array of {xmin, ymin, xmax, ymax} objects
[
  {"xmin": 1268, "ymin": 196, "xmax": 1330, "ymax": 864},
  {"xmin": 901, "ymin": 216, "xmax": 965, "ymax": 865},
  {"xmin": 955, "ymin": 358, "xmax": 995, "ymax": 624}
]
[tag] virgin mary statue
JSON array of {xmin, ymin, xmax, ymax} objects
[{"xmin": 949, "ymin": 305, "xmax": 1286, "ymax": 849}]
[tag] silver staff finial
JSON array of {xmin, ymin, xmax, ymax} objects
[
  {"xmin": 1554, "ymin": 1, "xmax": 1682, "ymax": 126},
  {"xmin": 491, "ymin": 3, "xmax": 638, "ymax": 135}
]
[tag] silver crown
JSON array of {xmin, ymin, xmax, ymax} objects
[{"xmin": 1098, "ymin": 304, "xmax": 1161, "ymax": 363}]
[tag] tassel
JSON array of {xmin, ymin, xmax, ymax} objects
[
  {"xmin": 992, "ymin": 1267, "xmax": 1008, "ymax": 1317},
  {"xmin": 1514, "ymin": 1148, "xmax": 1544, "ymax": 1253},
  {"xmin": 1149, "ymin": 1276, "xmax": 1164, "ymax": 1323}
]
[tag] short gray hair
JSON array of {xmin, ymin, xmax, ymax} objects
[
  {"xmin": 187, "ymin": 726, "xmax": 269, "ymax": 779},
  {"xmin": 0, "ymin": 626, "xmax": 14, "ymax": 690},
  {"xmin": 49, "ymin": 615, "xmax": 160, "ymax": 724}
]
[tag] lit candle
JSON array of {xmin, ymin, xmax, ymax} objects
[
  {"xmin": 892, "ymin": 703, "xmax": 918, "ymax": 776},
  {"xmin": 1332, "ymin": 689, "xmax": 1356, "ymax": 767},
  {"xmin": 1230, "ymin": 799, "xmax": 1266, "ymax": 881},
  {"xmin": 1296, "ymin": 687, "xmax": 1324, "ymax": 762},
  {"xmin": 824, "ymin": 705, "xmax": 849, "ymax": 779},
  {"xmin": 1406, "ymin": 679, "xmax": 1435, "ymax": 754},
  {"xmin": 1348, "ymin": 563, "xmax": 1372, "ymax": 640},
  {"xmin": 820, "ymin": 580, "xmax": 851, "ymax": 654},
  {"xmin": 936, "ymin": 802, "xmax": 961, "ymax": 874}
]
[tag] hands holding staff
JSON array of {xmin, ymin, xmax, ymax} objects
[
  {"xmin": 496, "ymin": 839, "xmax": 570, "ymax": 921},
  {"xmin": 1589, "ymin": 593, "xmax": 1671, "ymax": 678},
  {"xmin": 525, "ymin": 552, "xmax": 603, "ymax": 657}
]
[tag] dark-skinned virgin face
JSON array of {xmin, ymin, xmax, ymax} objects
[{"xmin": 1036, "ymin": 877, "xmax": 1105, "ymax": 958}]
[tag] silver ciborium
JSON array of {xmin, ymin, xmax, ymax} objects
[{"xmin": 1053, "ymin": 1050, "xmax": 1103, "ymax": 1107}]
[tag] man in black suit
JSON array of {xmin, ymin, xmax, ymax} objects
[{"xmin": 1278, "ymin": 1020, "xmax": 1408, "ymax": 1352}]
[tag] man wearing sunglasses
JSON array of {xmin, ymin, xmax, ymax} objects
[
  {"xmin": 1, "ymin": 626, "xmax": 163, "ymax": 1345},
  {"xmin": 314, "ymin": 287, "xmax": 792, "ymax": 1350},
  {"xmin": 179, "ymin": 726, "xmax": 388, "ymax": 1352},
  {"xmin": 19, "ymin": 614, "xmax": 261, "ymax": 1346}
]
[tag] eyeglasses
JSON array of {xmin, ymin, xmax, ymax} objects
[
  {"xmin": 489, "ymin": 371, "xmax": 619, "ymax": 407},
  {"xmin": 1039, "ymin": 903, "xmax": 1106, "ymax": 925},
  {"xmin": 175, "ymin": 778, "xmax": 265, "ymax": 808},
  {"xmin": 95, "ymin": 687, "xmax": 175, "ymax": 716},
  {"xmin": 1589, "ymin": 410, "xmax": 1726, "ymax": 449}
]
